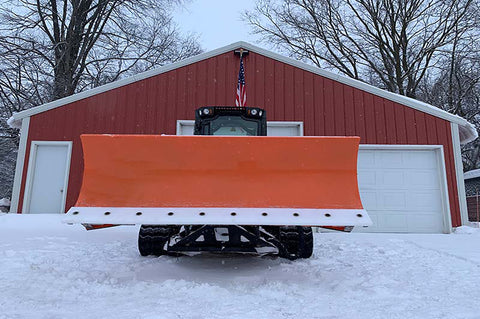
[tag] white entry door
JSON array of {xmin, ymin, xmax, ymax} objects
[{"xmin": 23, "ymin": 142, "xmax": 72, "ymax": 214}]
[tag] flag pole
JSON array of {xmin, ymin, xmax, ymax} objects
[{"xmin": 234, "ymin": 48, "xmax": 248, "ymax": 107}]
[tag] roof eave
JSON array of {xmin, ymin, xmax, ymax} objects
[{"xmin": 12, "ymin": 41, "xmax": 478, "ymax": 144}]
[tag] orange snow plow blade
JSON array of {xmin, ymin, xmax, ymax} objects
[{"xmin": 64, "ymin": 135, "xmax": 371, "ymax": 227}]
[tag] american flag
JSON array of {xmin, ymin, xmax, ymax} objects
[{"xmin": 235, "ymin": 55, "xmax": 246, "ymax": 107}]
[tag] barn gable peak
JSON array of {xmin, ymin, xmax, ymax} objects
[{"xmin": 10, "ymin": 41, "xmax": 477, "ymax": 144}]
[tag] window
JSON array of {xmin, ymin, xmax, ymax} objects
[{"xmin": 210, "ymin": 116, "xmax": 259, "ymax": 136}]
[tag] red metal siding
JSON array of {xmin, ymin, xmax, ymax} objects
[
  {"xmin": 18, "ymin": 51, "xmax": 462, "ymax": 226},
  {"xmin": 466, "ymin": 196, "xmax": 480, "ymax": 221}
]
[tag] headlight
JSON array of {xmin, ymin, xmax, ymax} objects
[
  {"xmin": 203, "ymin": 108, "xmax": 210, "ymax": 115},
  {"xmin": 251, "ymin": 109, "xmax": 258, "ymax": 116}
]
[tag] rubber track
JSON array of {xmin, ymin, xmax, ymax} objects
[
  {"xmin": 279, "ymin": 226, "xmax": 313, "ymax": 260},
  {"xmin": 138, "ymin": 225, "xmax": 178, "ymax": 256}
]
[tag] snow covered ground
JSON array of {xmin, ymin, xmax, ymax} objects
[{"xmin": 1, "ymin": 214, "xmax": 480, "ymax": 319}]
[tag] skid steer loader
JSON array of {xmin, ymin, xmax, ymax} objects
[{"xmin": 64, "ymin": 107, "xmax": 371, "ymax": 260}]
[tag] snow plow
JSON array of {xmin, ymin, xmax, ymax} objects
[{"xmin": 64, "ymin": 107, "xmax": 371, "ymax": 259}]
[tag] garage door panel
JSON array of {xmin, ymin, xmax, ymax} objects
[
  {"xmin": 359, "ymin": 169, "xmax": 439, "ymax": 190},
  {"xmin": 381, "ymin": 171, "xmax": 406, "ymax": 187},
  {"xmin": 357, "ymin": 171, "xmax": 376, "ymax": 188},
  {"xmin": 359, "ymin": 191, "xmax": 377, "ymax": 209},
  {"xmin": 407, "ymin": 215, "xmax": 443, "ymax": 233},
  {"xmin": 405, "ymin": 151, "xmax": 437, "ymax": 169},
  {"xmin": 360, "ymin": 189, "xmax": 442, "ymax": 212},
  {"xmin": 407, "ymin": 170, "xmax": 439, "ymax": 189},
  {"xmin": 377, "ymin": 152, "xmax": 404, "ymax": 168},
  {"xmin": 361, "ymin": 210, "xmax": 443, "ymax": 233},
  {"xmin": 376, "ymin": 213, "xmax": 408, "ymax": 230},
  {"xmin": 382, "ymin": 192, "xmax": 407, "ymax": 210},
  {"xmin": 365, "ymin": 150, "xmax": 438, "ymax": 169},
  {"xmin": 359, "ymin": 170, "xmax": 408, "ymax": 189},
  {"xmin": 361, "ymin": 170, "xmax": 439, "ymax": 189},
  {"xmin": 408, "ymin": 191, "xmax": 442, "ymax": 211},
  {"xmin": 359, "ymin": 190, "xmax": 404, "ymax": 210},
  {"xmin": 357, "ymin": 150, "xmax": 376, "ymax": 168},
  {"xmin": 356, "ymin": 148, "xmax": 446, "ymax": 233}
]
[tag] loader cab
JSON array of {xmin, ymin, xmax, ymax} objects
[{"xmin": 194, "ymin": 107, "xmax": 267, "ymax": 136}]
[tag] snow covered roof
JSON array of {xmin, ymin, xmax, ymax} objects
[
  {"xmin": 464, "ymin": 169, "xmax": 480, "ymax": 180},
  {"xmin": 10, "ymin": 41, "xmax": 478, "ymax": 144}
]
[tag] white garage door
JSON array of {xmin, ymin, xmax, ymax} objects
[{"xmin": 356, "ymin": 147, "xmax": 448, "ymax": 233}]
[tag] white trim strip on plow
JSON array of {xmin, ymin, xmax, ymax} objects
[{"xmin": 64, "ymin": 207, "xmax": 372, "ymax": 227}]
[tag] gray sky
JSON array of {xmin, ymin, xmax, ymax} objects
[{"xmin": 174, "ymin": 0, "xmax": 263, "ymax": 51}]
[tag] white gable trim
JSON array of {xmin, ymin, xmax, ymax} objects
[
  {"xmin": 451, "ymin": 123, "xmax": 469, "ymax": 225},
  {"xmin": 10, "ymin": 117, "xmax": 30, "ymax": 213},
  {"xmin": 11, "ymin": 41, "xmax": 477, "ymax": 143}
]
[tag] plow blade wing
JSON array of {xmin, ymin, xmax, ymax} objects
[{"xmin": 65, "ymin": 135, "xmax": 371, "ymax": 227}]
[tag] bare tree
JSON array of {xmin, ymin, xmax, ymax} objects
[
  {"xmin": 418, "ymin": 30, "xmax": 480, "ymax": 171},
  {"xmin": 245, "ymin": 0, "xmax": 476, "ymax": 98},
  {"xmin": 246, "ymin": 0, "xmax": 480, "ymax": 170},
  {"xmin": 0, "ymin": 0, "xmax": 201, "ymax": 107},
  {"xmin": 0, "ymin": 0, "xmax": 201, "ymax": 199},
  {"xmin": 429, "ymin": 56, "xmax": 480, "ymax": 171}
]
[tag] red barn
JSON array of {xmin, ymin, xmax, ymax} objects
[{"xmin": 9, "ymin": 42, "xmax": 477, "ymax": 233}]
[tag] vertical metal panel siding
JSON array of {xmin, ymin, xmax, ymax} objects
[
  {"xmin": 313, "ymin": 76, "xmax": 323, "ymax": 136},
  {"xmin": 304, "ymin": 72, "xmax": 315, "ymax": 136},
  {"xmin": 19, "ymin": 51, "xmax": 461, "ymax": 226}
]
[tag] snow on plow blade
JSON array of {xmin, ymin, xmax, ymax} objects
[{"xmin": 64, "ymin": 135, "xmax": 371, "ymax": 227}]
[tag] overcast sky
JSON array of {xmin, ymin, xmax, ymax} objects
[{"xmin": 173, "ymin": 0, "xmax": 264, "ymax": 51}]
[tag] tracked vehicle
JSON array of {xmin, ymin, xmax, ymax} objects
[{"xmin": 64, "ymin": 107, "xmax": 371, "ymax": 260}]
